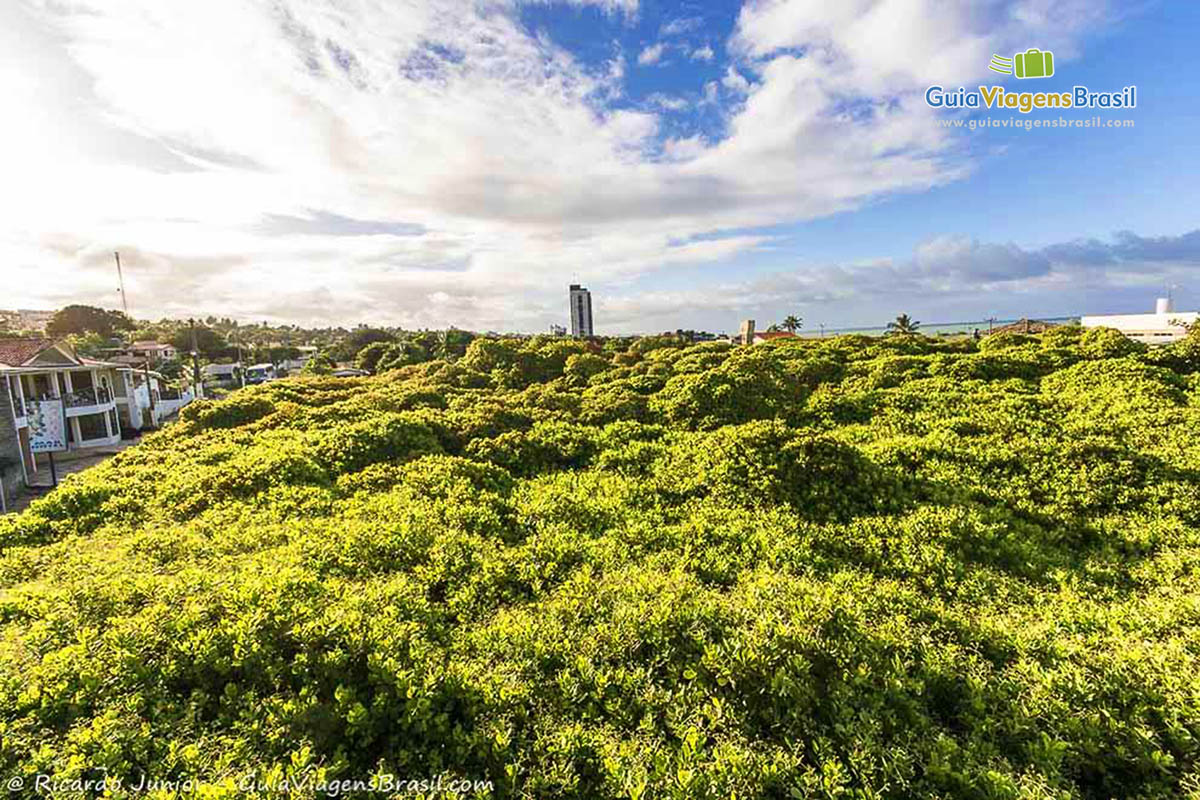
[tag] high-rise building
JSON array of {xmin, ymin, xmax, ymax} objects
[
  {"xmin": 569, "ymin": 284, "xmax": 594, "ymax": 338},
  {"xmin": 739, "ymin": 319, "xmax": 756, "ymax": 346}
]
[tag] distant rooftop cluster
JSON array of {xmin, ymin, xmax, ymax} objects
[{"xmin": 0, "ymin": 309, "xmax": 54, "ymax": 333}]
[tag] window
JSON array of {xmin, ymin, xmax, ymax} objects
[
  {"xmin": 70, "ymin": 371, "xmax": 94, "ymax": 392},
  {"xmin": 77, "ymin": 413, "xmax": 109, "ymax": 442}
]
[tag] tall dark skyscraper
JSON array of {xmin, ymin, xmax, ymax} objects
[{"xmin": 569, "ymin": 284, "xmax": 593, "ymax": 337}]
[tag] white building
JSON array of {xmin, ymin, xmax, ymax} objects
[
  {"xmin": 1081, "ymin": 298, "xmax": 1198, "ymax": 345},
  {"xmin": 569, "ymin": 284, "xmax": 594, "ymax": 338},
  {"xmin": 0, "ymin": 338, "xmax": 194, "ymax": 487},
  {"xmin": 739, "ymin": 319, "xmax": 756, "ymax": 345},
  {"xmin": 128, "ymin": 340, "xmax": 178, "ymax": 363},
  {"xmin": 202, "ymin": 362, "xmax": 243, "ymax": 388}
]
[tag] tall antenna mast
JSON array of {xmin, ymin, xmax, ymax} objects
[{"xmin": 114, "ymin": 251, "xmax": 129, "ymax": 315}]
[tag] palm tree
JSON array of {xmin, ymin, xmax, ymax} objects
[
  {"xmin": 434, "ymin": 329, "xmax": 452, "ymax": 361},
  {"xmin": 886, "ymin": 314, "xmax": 921, "ymax": 336},
  {"xmin": 782, "ymin": 315, "xmax": 802, "ymax": 333}
]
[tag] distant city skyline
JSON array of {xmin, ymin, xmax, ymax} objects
[{"xmin": 2, "ymin": 1, "xmax": 1198, "ymax": 333}]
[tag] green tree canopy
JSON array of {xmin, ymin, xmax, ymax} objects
[
  {"xmin": 330, "ymin": 328, "xmax": 396, "ymax": 362},
  {"xmin": 45, "ymin": 304, "xmax": 135, "ymax": 338},
  {"xmin": 170, "ymin": 325, "xmax": 228, "ymax": 358},
  {"xmin": 354, "ymin": 341, "xmax": 393, "ymax": 374}
]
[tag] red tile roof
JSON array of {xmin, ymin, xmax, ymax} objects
[{"xmin": 0, "ymin": 338, "xmax": 56, "ymax": 367}]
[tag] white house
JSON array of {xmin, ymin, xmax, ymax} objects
[
  {"xmin": 1081, "ymin": 298, "xmax": 1198, "ymax": 345},
  {"xmin": 124, "ymin": 368, "xmax": 196, "ymax": 429},
  {"xmin": 1, "ymin": 338, "xmax": 194, "ymax": 485},
  {"xmin": 128, "ymin": 340, "xmax": 178, "ymax": 363},
  {"xmin": 1, "ymin": 338, "xmax": 126, "ymax": 483}
]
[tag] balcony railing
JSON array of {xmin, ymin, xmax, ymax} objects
[{"xmin": 63, "ymin": 386, "xmax": 112, "ymax": 408}]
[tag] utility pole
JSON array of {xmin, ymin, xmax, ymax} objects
[
  {"xmin": 189, "ymin": 318, "xmax": 203, "ymax": 398},
  {"xmin": 114, "ymin": 251, "xmax": 129, "ymax": 315},
  {"xmin": 986, "ymin": 316, "xmax": 998, "ymax": 334},
  {"xmin": 143, "ymin": 358, "xmax": 157, "ymax": 428},
  {"xmin": 233, "ymin": 331, "xmax": 246, "ymax": 387}
]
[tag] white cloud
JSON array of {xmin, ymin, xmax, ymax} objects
[
  {"xmin": 720, "ymin": 65, "xmax": 752, "ymax": 93},
  {"xmin": 730, "ymin": 0, "xmax": 1111, "ymax": 92},
  {"xmin": 0, "ymin": 0, "xmax": 1115, "ymax": 332},
  {"xmin": 524, "ymin": 0, "xmax": 640, "ymax": 15},
  {"xmin": 661, "ymin": 16, "xmax": 703, "ymax": 36},
  {"xmin": 647, "ymin": 93, "xmax": 689, "ymax": 112},
  {"xmin": 600, "ymin": 228, "xmax": 1200, "ymax": 332},
  {"xmin": 690, "ymin": 44, "xmax": 715, "ymax": 61},
  {"xmin": 637, "ymin": 42, "xmax": 665, "ymax": 66}
]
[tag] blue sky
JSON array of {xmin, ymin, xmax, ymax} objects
[{"xmin": 2, "ymin": 0, "xmax": 1198, "ymax": 333}]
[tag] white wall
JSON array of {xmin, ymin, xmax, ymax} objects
[
  {"xmin": 1080, "ymin": 311, "xmax": 1198, "ymax": 344},
  {"xmin": 154, "ymin": 388, "xmax": 194, "ymax": 421}
]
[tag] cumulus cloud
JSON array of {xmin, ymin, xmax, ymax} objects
[
  {"xmin": 0, "ymin": 0, "xmax": 1118, "ymax": 331},
  {"xmin": 690, "ymin": 44, "xmax": 715, "ymax": 62},
  {"xmin": 637, "ymin": 42, "xmax": 666, "ymax": 65},
  {"xmin": 599, "ymin": 228, "xmax": 1200, "ymax": 332},
  {"xmin": 720, "ymin": 65, "xmax": 752, "ymax": 93}
]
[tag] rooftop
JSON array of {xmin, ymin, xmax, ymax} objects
[
  {"xmin": 987, "ymin": 318, "xmax": 1061, "ymax": 336},
  {"xmin": 0, "ymin": 337, "xmax": 57, "ymax": 368}
]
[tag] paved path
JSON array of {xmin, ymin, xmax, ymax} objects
[{"xmin": 4, "ymin": 441, "xmax": 136, "ymax": 515}]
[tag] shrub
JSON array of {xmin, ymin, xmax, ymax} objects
[
  {"xmin": 2, "ymin": 329, "xmax": 1199, "ymax": 798},
  {"xmin": 178, "ymin": 393, "xmax": 276, "ymax": 431},
  {"xmin": 306, "ymin": 412, "xmax": 443, "ymax": 474},
  {"xmin": 1080, "ymin": 325, "xmax": 1148, "ymax": 359}
]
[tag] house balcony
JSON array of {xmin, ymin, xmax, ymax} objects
[{"xmin": 63, "ymin": 386, "xmax": 117, "ymax": 417}]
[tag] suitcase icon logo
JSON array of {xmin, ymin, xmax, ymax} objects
[{"xmin": 988, "ymin": 49, "xmax": 1055, "ymax": 79}]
